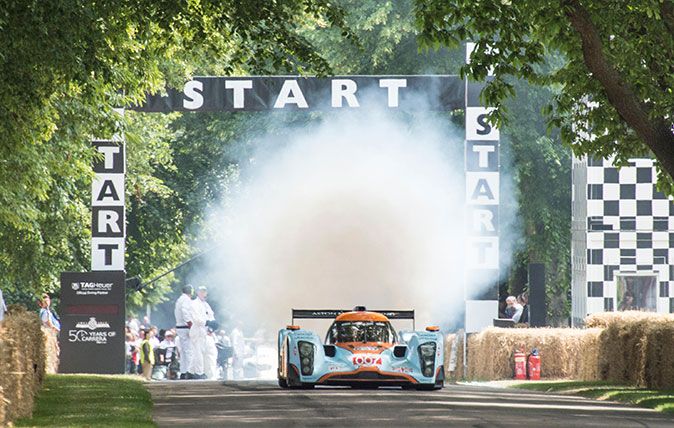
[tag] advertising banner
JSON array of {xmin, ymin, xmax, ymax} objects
[{"xmin": 59, "ymin": 271, "xmax": 126, "ymax": 374}]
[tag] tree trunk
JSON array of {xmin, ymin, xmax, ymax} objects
[{"xmin": 563, "ymin": 0, "xmax": 674, "ymax": 178}]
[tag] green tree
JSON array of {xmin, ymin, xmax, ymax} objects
[
  {"xmin": 0, "ymin": 0, "xmax": 349, "ymax": 298},
  {"xmin": 502, "ymin": 80, "xmax": 571, "ymax": 325},
  {"xmin": 416, "ymin": 0, "xmax": 674, "ymax": 186},
  {"xmin": 304, "ymin": 0, "xmax": 463, "ymax": 74}
]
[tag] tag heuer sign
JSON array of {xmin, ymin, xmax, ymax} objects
[
  {"xmin": 60, "ymin": 271, "xmax": 125, "ymax": 374},
  {"xmin": 70, "ymin": 281, "xmax": 113, "ymax": 296}
]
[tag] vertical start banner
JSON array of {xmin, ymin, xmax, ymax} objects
[
  {"xmin": 464, "ymin": 43, "xmax": 500, "ymax": 332},
  {"xmin": 91, "ymin": 136, "xmax": 126, "ymax": 270}
]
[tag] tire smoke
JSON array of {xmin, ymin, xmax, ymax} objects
[{"xmin": 201, "ymin": 110, "xmax": 483, "ymax": 331}]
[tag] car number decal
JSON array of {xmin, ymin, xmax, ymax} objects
[{"xmin": 352, "ymin": 355, "xmax": 382, "ymax": 366}]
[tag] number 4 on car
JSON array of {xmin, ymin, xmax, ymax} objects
[{"xmin": 277, "ymin": 306, "xmax": 444, "ymax": 390}]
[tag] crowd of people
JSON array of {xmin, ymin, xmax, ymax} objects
[
  {"xmin": 125, "ymin": 322, "xmax": 179, "ymax": 379},
  {"xmin": 124, "ymin": 284, "xmax": 247, "ymax": 381}
]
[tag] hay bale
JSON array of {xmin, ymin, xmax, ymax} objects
[
  {"xmin": 0, "ymin": 307, "xmax": 46, "ymax": 424},
  {"xmin": 639, "ymin": 322, "xmax": 674, "ymax": 389},
  {"xmin": 579, "ymin": 329, "xmax": 602, "ymax": 380},
  {"xmin": 586, "ymin": 311, "xmax": 674, "ymax": 328},
  {"xmin": 594, "ymin": 312, "xmax": 674, "ymax": 385},
  {"xmin": 0, "ymin": 386, "xmax": 5, "ymax": 428},
  {"xmin": 466, "ymin": 327, "xmax": 602, "ymax": 380},
  {"xmin": 42, "ymin": 327, "xmax": 59, "ymax": 374}
]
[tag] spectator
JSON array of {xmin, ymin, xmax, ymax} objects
[
  {"xmin": 160, "ymin": 330, "xmax": 177, "ymax": 349},
  {"xmin": 517, "ymin": 293, "xmax": 530, "ymax": 324},
  {"xmin": 38, "ymin": 293, "xmax": 60, "ymax": 333},
  {"xmin": 619, "ymin": 291, "xmax": 636, "ymax": 311},
  {"xmin": 150, "ymin": 326, "xmax": 161, "ymax": 348},
  {"xmin": 126, "ymin": 316, "xmax": 140, "ymax": 335},
  {"xmin": 140, "ymin": 328, "xmax": 155, "ymax": 380},
  {"xmin": 125, "ymin": 333, "xmax": 137, "ymax": 374},
  {"xmin": 498, "ymin": 297, "xmax": 508, "ymax": 319},
  {"xmin": 0, "ymin": 287, "xmax": 6, "ymax": 322},
  {"xmin": 134, "ymin": 330, "xmax": 144, "ymax": 374},
  {"xmin": 504, "ymin": 296, "xmax": 524, "ymax": 323}
]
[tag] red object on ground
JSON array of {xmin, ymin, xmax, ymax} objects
[
  {"xmin": 513, "ymin": 349, "xmax": 527, "ymax": 380},
  {"xmin": 528, "ymin": 352, "xmax": 541, "ymax": 380}
]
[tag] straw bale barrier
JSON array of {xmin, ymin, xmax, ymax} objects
[
  {"xmin": 465, "ymin": 312, "xmax": 674, "ymax": 388},
  {"xmin": 466, "ymin": 327, "xmax": 602, "ymax": 381},
  {"xmin": 0, "ymin": 306, "xmax": 47, "ymax": 426},
  {"xmin": 590, "ymin": 311, "xmax": 674, "ymax": 388}
]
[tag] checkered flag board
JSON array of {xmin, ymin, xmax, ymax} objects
[{"xmin": 573, "ymin": 157, "xmax": 674, "ymax": 322}]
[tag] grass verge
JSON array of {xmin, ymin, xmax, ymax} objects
[
  {"xmin": 511, "ymin": 380, "xmax": 674, "ymax": 414},
  {"xmin": 15, "ymin": 374, "xmax": 154, "ymax": 427}
]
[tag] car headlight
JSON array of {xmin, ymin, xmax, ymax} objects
[
  {"xmin": 298, "ymin": 341, "xmax": 315, "ymax": 376},
  {"xmin": 418, "ymin": 342, "xmax": 437, "ymax": 378},
  {"xmin": 299, "ymin": 341, "xmax": 314, "ymax": 357},
  {"xmin": 420, "ymin": 343, "xmax": 436, "ymax": 358}
]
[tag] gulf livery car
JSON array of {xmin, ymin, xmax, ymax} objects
[{"xmin": 277, "ymin": 307, "xmax": 444, "ymax": 390}]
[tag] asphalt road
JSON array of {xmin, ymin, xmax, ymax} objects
[{"xmin": 147, "ymin": 380, "xmax": 674, "ymax": 427}]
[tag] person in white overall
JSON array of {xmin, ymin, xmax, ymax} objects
[
  {"xmin": 174, "ymin": 284, "xmax": 194, "ymax": 379},
  {"xmin": 188, "ymin": 286, "xmax": 218, "ymax": 379}
]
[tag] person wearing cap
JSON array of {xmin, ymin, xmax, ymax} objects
[
  {"xmin": 188, "ymin": 286, "xmax": 217, "ymax": 379},
  {"xmin": 174, "ymin": 284, "xmax": 194, "ymax": 379}
]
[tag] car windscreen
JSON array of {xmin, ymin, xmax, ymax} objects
[{"xmin": 326, "ymin": 321, "xmax": 397, "ymax": 344}]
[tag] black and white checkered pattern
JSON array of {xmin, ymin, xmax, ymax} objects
[{"xmin": 572, "ymin": 157, "xmax": 674, "ymax": 322}]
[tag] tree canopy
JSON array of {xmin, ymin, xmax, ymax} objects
[
  {"xmin": 0, "ymin": 0, "xmax": 348, "ymax": 299},
  {"xmin": 416, "ymin": 0, "xmax": 674, "ymax": 186}
]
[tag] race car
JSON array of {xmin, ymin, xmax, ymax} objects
[{"xmin": 277, "ymin": 306, "xmax": 444, "ymax": 390}]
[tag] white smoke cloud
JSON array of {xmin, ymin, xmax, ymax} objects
[{"xmin": 196, "ymin": 108, "xmax": 509, "ymax": 332}]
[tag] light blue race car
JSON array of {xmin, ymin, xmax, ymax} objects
[{"xmin": 277, "ymin": 306, "xmax": 444, "ymax": 390}]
